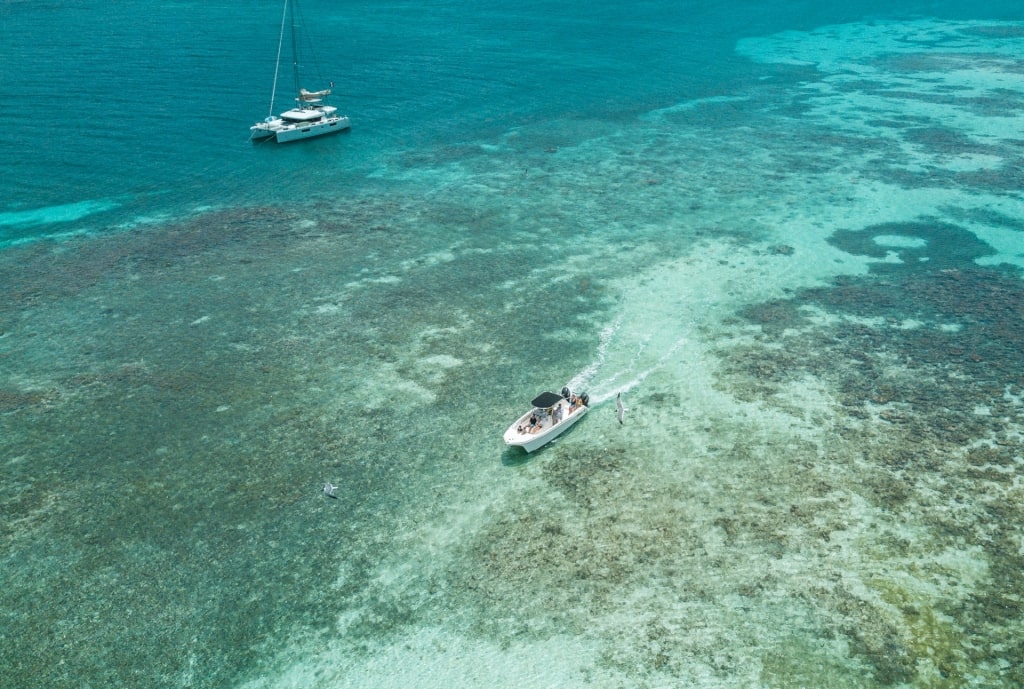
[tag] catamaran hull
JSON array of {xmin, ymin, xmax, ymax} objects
[
  {"xmin": 274, "ymin": 116, "xmax": 350, "ymax": 143},
  {"xmin": 250, "ymin": 115, "xmax": 350, "ymax": 143},
  {"xmin": 504, "ymin": 402, "xmax": 588, "ymax": 453},
  {"xmin": 250, "ymin": 125, "xmax": 278, "ymax": 141}
]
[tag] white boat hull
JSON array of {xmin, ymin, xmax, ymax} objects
[
  {"xmin": 503, "ymin": 397, "xmax": 588, "ymax": 453},
  {"xmin": 250, "ymin": 121, "xmax": 279, "ymax": 140},
  {"xmin": 275, "ymin": 114, "xmax": 350, "ymax": 142},
  {"xmin": 251, "ymin": 114, "xmax": 350, "ymax": 143}
]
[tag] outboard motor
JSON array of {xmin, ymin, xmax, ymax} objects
[
  {"xmin": 580, "ymin": 392, "xmax": 590, "ymax": 407},
  {"xmin": 561, "ymin": 386, "xmax": 571, "ymax": 400}
]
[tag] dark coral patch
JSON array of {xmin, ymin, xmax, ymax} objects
[
  {"xmin": 902, "ymin": 127, "xmax": 992, "ymax": 156},
  {"xmin": 942, "ymin": 205, "xmax": 1024, "ymax": 232},
  {"xmin": 732, "ymin": 266, "xmax": 1024, "ymax": 398},
  {"xmin": 960, "ymin": 25, "xmax": 1024, "ymax": 39},
  {"xmin": 719, "ymin": 260, "xmax": 1024, "ymax": 684},
  {"xmin": 828, "ymin": 221, "xmax": 996, "ymax": 273}
]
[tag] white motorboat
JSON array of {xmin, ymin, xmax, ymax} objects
[
  {"xmin": 250, "ymin": 0, "xmax": 350, "ymax": 143},
  {"xmin": 503, "ymin": 387, "xmax": 589, "ymax": 453}
]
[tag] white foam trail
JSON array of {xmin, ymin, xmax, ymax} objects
[
  {"xmin": 586, "ymin": 336, "xmax": 688, "ymax": 406},
  {"xmin": 565, "ymin": 314, "xmax": 621, "ymax": 392},
  {"xmin": 566, "ymin": 312, "xmax": 688, "ymax": 406}
]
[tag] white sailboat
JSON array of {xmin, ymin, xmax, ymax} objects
[{"xmin": 251, "ymin": 0, "xmax": 350, "ymax": 143}]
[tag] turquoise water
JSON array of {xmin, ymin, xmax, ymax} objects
[{"xmin": 3, "ymin": 1, "xmax": 1024, "ymax": 687}]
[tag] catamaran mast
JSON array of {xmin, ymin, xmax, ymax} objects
[{"xmin": 290, "ymin": 0, "xmax": 301, "ymax": 99}]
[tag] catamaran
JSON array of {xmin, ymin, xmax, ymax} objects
[{"xmin": 251, "ymin": 0, "xmax": 350, "ymax": 143}]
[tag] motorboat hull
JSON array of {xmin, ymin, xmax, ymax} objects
[{"xmin": 503, "ymin": 397, "xmax": 588, "ymax": 453}]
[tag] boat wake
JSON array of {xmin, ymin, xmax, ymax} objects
[{"xmin": 566, "ymin": 314, "xmax": 689, "ymax": 407}]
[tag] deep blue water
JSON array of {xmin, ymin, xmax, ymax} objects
[{"xmin": 2, "ymin": 0, "xmax": 1019, "ymax": 245}]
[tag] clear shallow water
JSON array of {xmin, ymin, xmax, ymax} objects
[{"xmin": 2, "ymin": 2, "xmax": 1024, "ymax": 687}]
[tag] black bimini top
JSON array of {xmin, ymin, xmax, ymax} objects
[{"xmin": 531, "ymin": 391, "xmax": 565, "ymax": 408}]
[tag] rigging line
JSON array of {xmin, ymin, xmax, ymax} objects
[
  {"xmin": 292, "ymin": 0, "xmax": 328, "ymax": 89},
  {"xmin": 290, "ymin": 0, "xmax": 300, "ymax": 95},
  {"xmin": 267, "ymin": 0, "xmax": 289, "ymax": 117}
]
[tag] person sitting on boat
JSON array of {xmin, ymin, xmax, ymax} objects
[{"xmin": 528, "ymin": 414, "xmax": 540, "ymax": 433}]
